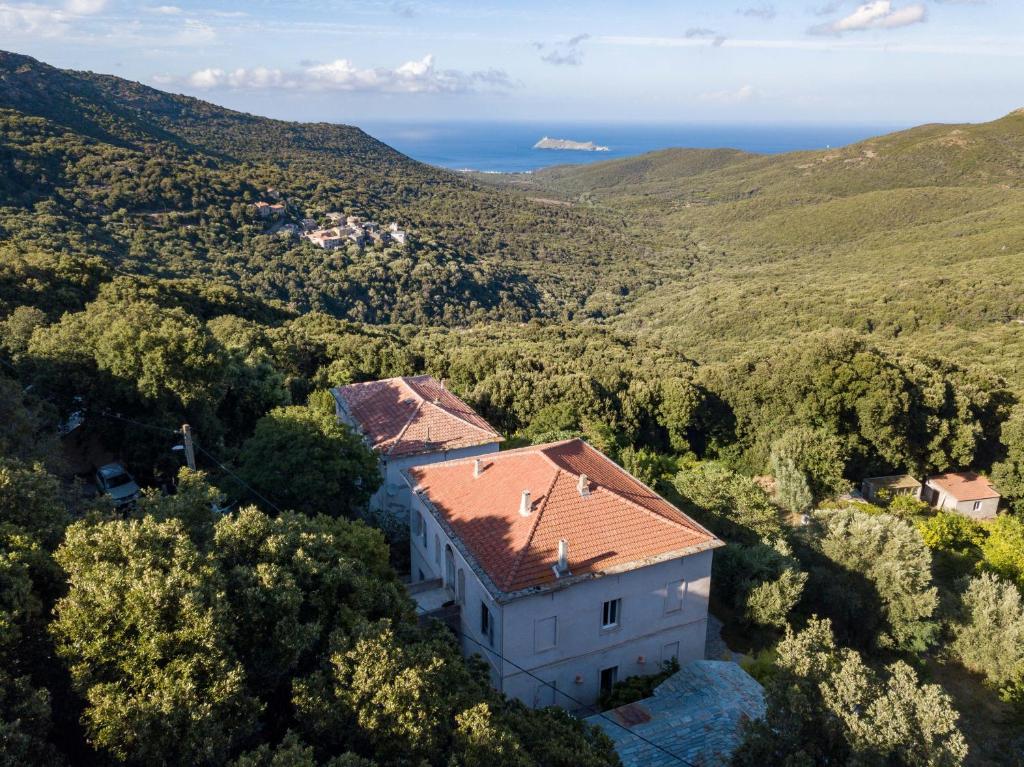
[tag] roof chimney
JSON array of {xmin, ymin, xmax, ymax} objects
[
  {"xmin": 519, "ymin": 490, "xmax": 532, "ymax": 517},
  {"xmin": 577, "ymin": 474, "xmax": 590, "ymax": 497},
  {"xmin": 554, "ymin": 539, "xmax": 570, "ymax": 577},
  {"xmin": 473, "ymin": 458, "xmax": 482, "ymax": 478}
]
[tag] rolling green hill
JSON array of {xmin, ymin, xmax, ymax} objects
[
  {"xmin": 0, "ymin": 50, "xmax": 649, "ymax": 325},
  {"xmin": 500, "ymin": 112, "xmax": 1024, "ymax": 389}
]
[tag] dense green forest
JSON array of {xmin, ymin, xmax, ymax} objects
[{"xmin": 3, "ymin": 51, "xmax": 1024, "ymax": 766}]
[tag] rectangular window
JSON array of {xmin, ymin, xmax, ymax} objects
[
  {"xmin": 480, "ymin": 602, "xmax": 494, "ymax": 645},
  {"xmin": 600, "ymin": 666, "xmax": 618, "ymax": 694},
  {"xmin": 972, "ymin": 500, "xmax": 982, "ymax": 511},
  {"xmin": 664, "ymin": 579, "xmax": 686, "ymax": 614},
  {"xmin": 534, "ymin": 616, "xmax": 558, "ymax": 652},
  {"xmin": 601, "ymin": 598, "xmax": 621, "ymax": 629},
  {"xmin": 421, "ymin": 514, "xmax": 428, "ymax": 548}
]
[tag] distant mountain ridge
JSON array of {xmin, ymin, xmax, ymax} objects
[{"xmin": 0, "ymin": 50, "xmax": 640, "ymax": 325}]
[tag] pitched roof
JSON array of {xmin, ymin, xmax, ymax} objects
[
  {"xmin": 927, "ymin": 471, "xmax": 1000, "ymax": 501},
  {"xmin": 333, "ymin": 375, "xmax": 502, "ymax": 458},
  {"xmin": 406, "ymin": 439, "xmax": 721, "ymax": 596}
]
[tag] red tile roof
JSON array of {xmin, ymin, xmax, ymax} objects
[
  {"xmin": 407, "ymin": 439, "xmax": 721, "ymax": 595},
  {"xmin": 927, "ymin": 472, "xmax": 1000, "ymax": 502},
  {"xmin": 333, "ymin": 375, "xmax": 502, "ymax": 458}
]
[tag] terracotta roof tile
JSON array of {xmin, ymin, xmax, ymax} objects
[
  {"xmin": 927, "ymin": 472, "xmax": 1000, "ymax": 502},
  {"xmin": 407, "ymin": 439, "xmax": 721, "ymax": 594},
  {"xmin": 334, "ymin": 376, "xmax": 502, "ymax": 458}
]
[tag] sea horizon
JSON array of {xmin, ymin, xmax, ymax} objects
[{"xmin": 360, "ymin": 120, "xmax": 906, "ymax": 173}]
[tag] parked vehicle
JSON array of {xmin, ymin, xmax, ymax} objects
[{"xmin": 95, "ymin": 463, "xmax": 141, "ymax": 507}]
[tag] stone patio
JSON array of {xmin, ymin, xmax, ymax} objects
[{"xmin": 585, "ymin": 660, "xmax": 765, "ymax": 767}]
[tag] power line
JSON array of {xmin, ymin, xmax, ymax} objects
[
  {"xmin": 93, "ymin": 410, "xmax": 181, "ymax": 436},
  {"xmin": 189, "ymin": 440, "xmax": 286, "ymax": 516},
  {"xmin": 92, "ymin": 410, "xmax": 287, "ymax": 516},
  {"xmin": 81, "ymin": 405, "xmax": 695, "ymax": 762},
  {"xmin": 413, "ymin": 603, "xmax": 699, "ymax": 767}
]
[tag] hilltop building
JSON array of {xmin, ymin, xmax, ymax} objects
[
  {"xmin": 404, "ymin": 438, "xmax": 723, "ymax": 709},
  {"xmin": 331, "ymin": 376, "xmax": 502, "ymax": 522},
  {"xmin": 253, "ymin": 201, "xmax": 286, "ymax": 218},
  {"xmin": 924, "ymin": 472, "xmax": 1000, "ymax": 519}
]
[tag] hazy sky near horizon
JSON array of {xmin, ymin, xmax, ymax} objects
[{"xmin": 2, "ymin": 0, "xmax": 1021, "ymax": 125}]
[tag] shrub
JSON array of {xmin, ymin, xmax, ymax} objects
[{"xmin": 951, "ymin": 573, "xmax": 1024, "ymax": 707}]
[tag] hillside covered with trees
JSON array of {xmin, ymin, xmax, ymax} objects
[{"xmin": 3, "ymin": 52, "xmax": 1024, "ymax": 766}]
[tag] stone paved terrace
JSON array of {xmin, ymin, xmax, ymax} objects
[{"xmin": 585, "ymin": 660, "xmax": 765, "ymax": 767}]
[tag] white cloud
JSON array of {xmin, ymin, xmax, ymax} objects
[
  {"xmin": 147, "ymin": 4, "xmax": 182, "ymax": 14},
  {"xmin": 0, "ymin": 3, "xmax": 70, "ymax": 35},
  {"xmin": 739, "ymin": 4, "xmax": 776, "ymax": 20},
  {"xmin": 699, "ymin": 84, "xmax": 757, "ymax": 104},
  {"xmin": 534, "ymin": 33, "xmax": 589, "ymax": 66},
  {"xmin": 174, "ymin": 18, "xmax": 215, "ymax": 44},
  {"xmin": 179, "ymin": 55, "xmax": 511, "ymax": 94},
  {"xmin": 811, "ymin": 1, "xmax": 926, "ymax": 35},
  {"xmin": 65, "ymin": 0, "xmax": 107, "ymax": 13}
]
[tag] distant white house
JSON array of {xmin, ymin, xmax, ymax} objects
[
  {"xmin": 331, "ymin": 375, "xmax": 503, "ymax": 523},
  {"xmin": 924, "ymin": 472, "xmax": 1000, "ymax": 520},
  {"xmin": 404, "ymin": 438, "xmax": 723, "ymax": 710},
  {"xmin": 388, "ymin": 221, "xmax": 407, "ymax": 245},
  {"xmin": 304, "ymin": 228, "xmax": 345, "ymax": 249}
]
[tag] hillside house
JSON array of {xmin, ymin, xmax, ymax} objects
[
  {"xmin": 254, "ymin": 201, "xmax": 286, "ymax": 218},
  {"xmin": 305, "ymin": 228, "xmax": 345, "ymax": 249},
  {"xmin": 332, "ymin": 376, "xmax": 503, "ymax": 523},
  {"xmin": 924, "ymin": 472, "xmax": 1000, "ymax": 519},
  {"xmin": 388, "ymin": 221, "xmax": 407, "ymax": 244},
  {"xmin": 861, "ymin": 474, "xmax": 922, "ymax": 504},
  {"xmin": 404, "ymin": 439, "xmax": 723, "ymax": 710}
]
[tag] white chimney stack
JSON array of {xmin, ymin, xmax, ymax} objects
[
  {"xmin": 519, "ymin": 490, "xmax": 531, "ymax": 517},
  {"xmin": 473, "ymin": 458, "xmax": 482, "ymax": 478},
  {"xmin": 577, "ymin": 474, "xmax": 590, "ymax": 497},
  {"xmin": 555, "ymin": 539, "xmax": 570, "ymax": 577}
]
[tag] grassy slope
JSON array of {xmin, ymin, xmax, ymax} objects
[{"xmin": 504, "ymin": 112, "xmax": 1024, "ymax": 389}]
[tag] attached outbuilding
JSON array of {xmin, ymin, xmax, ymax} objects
[
  {"xmin": 332, "ymin": 375, "xmax": 503, "ymax": 525},
  {"xmin": 924, "ymin": 472, "xmax": 1000, "ymax": 520}
]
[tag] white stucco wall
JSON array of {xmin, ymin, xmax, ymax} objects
[
  {"xmin": 408, "ymin": 489, "xmax": 715, "ymax": 710},
  {"xmin": 409, "ymin": 492, "xmax": 504, "ymax": 686},
  {"xmin": 499, "ymin": 550, "xmax": 713, "ymax": 710}
]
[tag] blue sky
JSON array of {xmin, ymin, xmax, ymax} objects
[{"xmin": 1, "ymin": 0, "xmax": 1021, "ymax": 125}]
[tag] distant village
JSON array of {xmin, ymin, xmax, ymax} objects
[{"xmin": 251, "ymin": 190, "xmax": 408, "ymax": 250}]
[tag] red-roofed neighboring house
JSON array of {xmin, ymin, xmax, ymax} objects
[
  {"xmin": 332, "ymin": 376, "xmax": 503, "ymax": 524},
  {"xmin": 924, "ymin": 472, "xmax": 1000, "ymax": 520},
  {"xmin": 404, "ymin": 438, "xmax": 723, "ymax": 710}
]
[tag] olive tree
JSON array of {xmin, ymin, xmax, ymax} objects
[{"xmin": 732, "ymin": 617, "xmax": 967, "ymax": 767}]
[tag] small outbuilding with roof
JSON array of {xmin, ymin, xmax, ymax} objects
[
  {"xmin": 924, "ymin": 472, "xmax": 1000, "ymax": 520},
  {"xmin": 861, "ymin": 474, "xmax": 922, "ymax": 504}
]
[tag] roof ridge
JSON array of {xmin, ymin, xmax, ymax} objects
[
  {"xmin": 586, "ymin": 444, "xmax": 717, "ymax": 538},
  {"xmin": 504, "ymin": 467, "xmax": 562, "ymax": 591},
  {"xmin": 386, "ymin": 396, "xmax": 425, "ymax": 456},
  {"xmin": 421, "ymin": 395, "xmax": 501, "ymax": 438}
]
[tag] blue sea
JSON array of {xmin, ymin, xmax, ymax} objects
[{"xmin": 361, "ymin": 121, "xmax": 903, "ymax": 174}]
